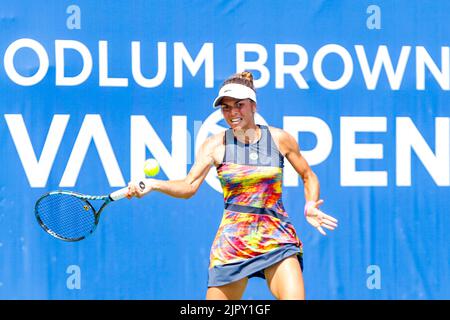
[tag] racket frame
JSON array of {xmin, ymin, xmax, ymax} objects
[
  {"xmin": 35, "ymin": 190, "xmax": 111, "ymax": 242},
  {"xmin": 35, "ymin": 182, "xmax": 145, "ymax": 242}
]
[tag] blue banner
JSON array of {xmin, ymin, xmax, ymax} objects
[{"xmin": 0, "ymin": 0, "xmax": 449, "ymax": 299}]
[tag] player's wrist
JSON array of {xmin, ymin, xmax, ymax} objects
[
  {"xmin": 144, "ymin": 178, "xmax": 157, "ymax": 189},
  {"xmin": 304, "ymin": 200, "xmax": 316, "ymax": 217}
]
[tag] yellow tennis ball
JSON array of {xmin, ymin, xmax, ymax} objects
[{"xmin": 143, "ymin": 158, "xmax": 160, "ymax": 176}]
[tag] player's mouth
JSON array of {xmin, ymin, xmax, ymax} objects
[{"xmin": 230, "ymin": 117, "xmax": 242, "ymax": 124}]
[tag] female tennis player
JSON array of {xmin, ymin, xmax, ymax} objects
[{"xmin": 126, "ymin": 71, "xmax": 338, "ymax": 300}]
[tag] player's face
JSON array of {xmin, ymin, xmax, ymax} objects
[{"xmin": 220, "ymin": 97, "xmax": 256, "ymax": 130}]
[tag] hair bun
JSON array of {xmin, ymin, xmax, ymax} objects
[
  {"xmin": 221, "ymin": 71, "xmax": 256, "ymax": 91},
  {"xmin": 240, "ymin": 71, "xmax": 254, "ymax": 82}
]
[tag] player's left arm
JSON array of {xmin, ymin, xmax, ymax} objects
[{"xmin": 278, "ymin": 129, "xmax": 338, "ymax": 235}]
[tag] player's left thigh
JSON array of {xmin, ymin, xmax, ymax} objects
[{"xmin": 264, "ymin": 255, "xmax": 305, "ymax": 300}]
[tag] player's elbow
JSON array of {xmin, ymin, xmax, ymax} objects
[
  {"xmin": 181, "ymin": 191, "xmax": 194, "ymax": 199},
  {"xmin": 181, "ymin": 182, "xmax": 197, "ymax": 199},
  {"xmin": 183, "ymin": 191, "xmax": 197, "ymax": 199},
  {"xmin": 302, "ymin": 168, "xmax": 318, "ymax": 184}
]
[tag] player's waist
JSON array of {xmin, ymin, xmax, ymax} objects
[{"xmin": 223, "ymin": 202, "xmax": 289, "ymax": 222}]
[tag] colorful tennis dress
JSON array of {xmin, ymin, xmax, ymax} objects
[{"xmin": 208, "ymin": 125, "xmax": 303, "ymax": 287}]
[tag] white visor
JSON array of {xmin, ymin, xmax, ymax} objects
[{"xmin": 213, "ymin": 83, "xmax": 257, "ymax": 108}]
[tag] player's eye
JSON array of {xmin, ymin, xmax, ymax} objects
[{"xmin": 236, "ymin": 102, "xmax": 245, "ymax": 108}]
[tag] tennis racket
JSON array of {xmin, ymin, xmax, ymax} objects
[{"xmin": 34, "ymin": 181, "xmax": 146, "ymax": 242}]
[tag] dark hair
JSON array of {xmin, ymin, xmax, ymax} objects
[{"xmin": 222, "ymin": 71, "xmax": 256, "ymax": 91}]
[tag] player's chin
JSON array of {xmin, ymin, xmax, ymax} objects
[{"xmin": 229, "ymin": 121, "xmax": 244, "ymax": 130}]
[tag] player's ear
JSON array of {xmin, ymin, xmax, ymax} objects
[{"xmin": 252, "ymin": 102, "xmax": 257, "ymax": 113}]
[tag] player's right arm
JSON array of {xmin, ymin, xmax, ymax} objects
[{"xmin": 126, "ymin": 133, "xmax": 222, "ymax": 199}]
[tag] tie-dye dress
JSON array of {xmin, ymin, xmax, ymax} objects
[{"xmin": 208, "ymin": 125, "xmax": 303, "ymax": 287}]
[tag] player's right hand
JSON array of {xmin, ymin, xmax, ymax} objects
[{"xmin": 126, "ymin": 179, "xmax": 154, "ymax": 199}]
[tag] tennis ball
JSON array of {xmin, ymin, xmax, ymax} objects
[{"xmin": 143, "ymin": 158, "xmax": 160, "ymax": 177}]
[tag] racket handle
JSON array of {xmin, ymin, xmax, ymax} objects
[{"xmin": 109, "ymin": 181, "xmax": 146, "ymax": 201}]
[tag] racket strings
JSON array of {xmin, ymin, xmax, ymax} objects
[{"xmin": 36, "ymin": 193, "xmax": 96, "ymax": 240}]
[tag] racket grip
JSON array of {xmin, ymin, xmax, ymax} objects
[{"xmin": 110, "ymin": 181, "xmax": 146, "ymax": 201}]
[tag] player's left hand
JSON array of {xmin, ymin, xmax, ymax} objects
[{"xmin": 305, "ymin": 200, "xmax": 338, "ymax": 236}]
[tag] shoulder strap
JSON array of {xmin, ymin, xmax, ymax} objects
[
  {"xmin": 222, "ymin": 128, "xmax": 237, "ymax": 163},
  {"xmin": 257, "ymin": 125, "xmax": 284, "ymax": 168}
]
